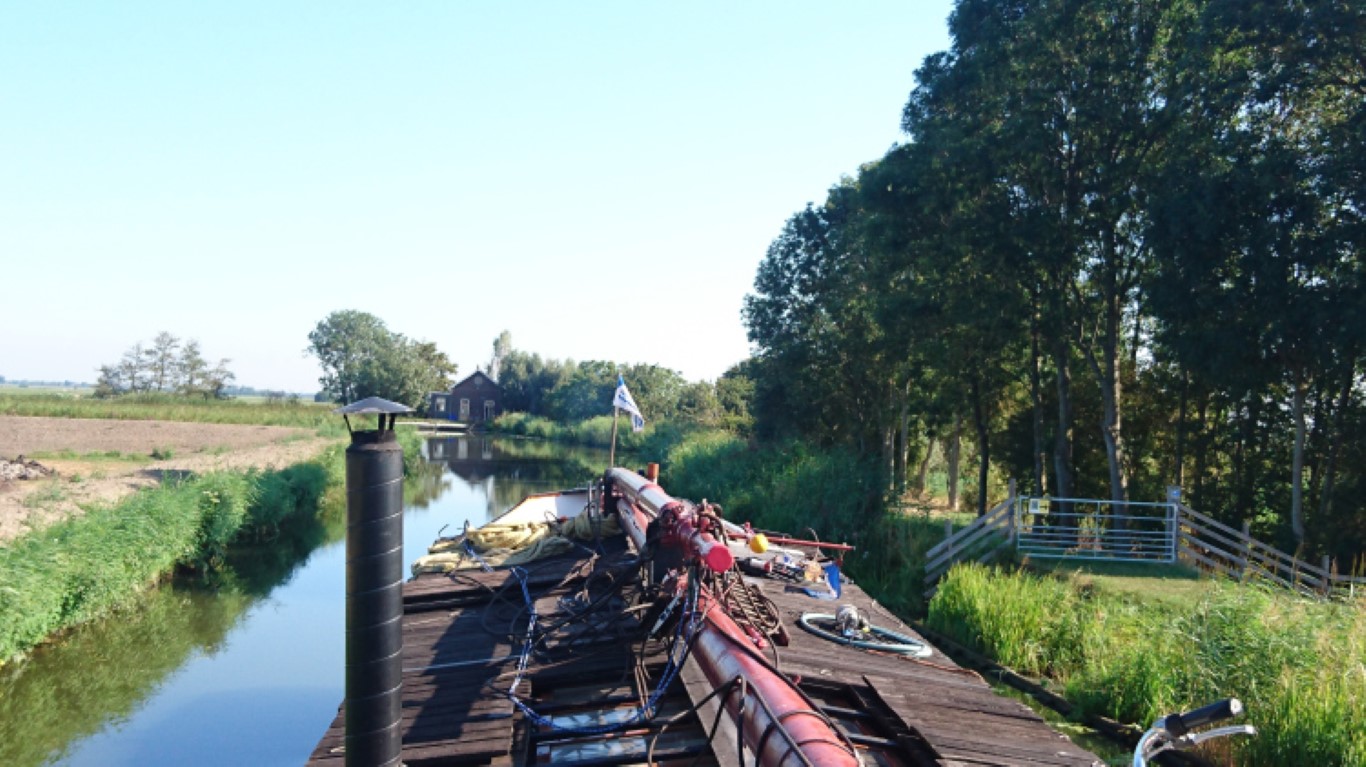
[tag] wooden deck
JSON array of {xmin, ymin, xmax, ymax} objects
[{"xmin": 308, "ymin": 540, "xmax": 1103, "ymax": 766}]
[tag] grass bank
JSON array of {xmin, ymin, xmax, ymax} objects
[
  {"xmin": 0, "ymin": 392, "xmax": 340, "ymax": 433},
  {"xmin": 0, "ymin": 445, "xmax": 343, "ymax": 663},
  {"xmin": 491, "ymin": 411, "xmax": 689, "ymax": 459},
  {"xmin": 0, "ymin": 415, "xmax": 420, "ymax": 661},
  {"xmin": 658, "ymin": 431, "xmax": 964, "ymax": 614},
  {"xmin": 928, "ymin": 564, "xmax": 1366, "ymax": 765},
  {"xmin": 0, "ymin": 427, "xmax": 422, "ymax": 664},
  {"xmin": 657, "ymin": 431, "xmax": 1366, "ymax": 763}
]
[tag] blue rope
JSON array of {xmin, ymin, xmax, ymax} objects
[
  {"xmin": 463, "ymin": 538, "xmax": 495, "ymax": 573},
  {"xmin": 502, "ymin": 568, "xmax": 702, "ymax": 735}
]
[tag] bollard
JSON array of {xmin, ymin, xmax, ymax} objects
[{"xmin": 335, "ymin": 397, "xmax": 412, "ymax": 767}]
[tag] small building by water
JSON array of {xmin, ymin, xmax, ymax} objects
[{"xmin": 428, "ymin": 370, "xmax": 502, "ymax": 424}]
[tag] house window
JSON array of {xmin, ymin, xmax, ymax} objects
[
  {"xmin": 459, "ymin": 398, "xmax": 470, "ymax": 420},
  {"xmin": 434, "ymin": 397, "xmax": 445, "ymax": 413},
  {"xmin": 484, "ymin": 400, "xmax": 495, "ymax": 422}
]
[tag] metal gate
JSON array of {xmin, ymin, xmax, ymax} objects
[{"xmin": 1015, "ymin": 496, "xmax": 1177, "ymax": 563}]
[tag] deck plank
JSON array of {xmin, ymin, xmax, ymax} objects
[{"xmin": 308, "ymin": 538, "xmax": 1103, "ymax": 766}]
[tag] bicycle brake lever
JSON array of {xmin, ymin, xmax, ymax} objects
[{"xmin": 1187, "ymin": 725, "xmax": 1257, "ymax": 747}]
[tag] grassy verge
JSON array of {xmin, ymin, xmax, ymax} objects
[
  {"xmin": 928, "ymin": 563, "xmax": 1366, "ymax": 765},
  {"xmin": 0, "ymin": 392, "xmax": 341, "ymax": 433},
  {"xmin": 0, "ymin": 442, "xmax": 346, "ymax": 664},
  {"xmin": 490, "ymin": 411, "xmax": 688, "ymax": 457}
]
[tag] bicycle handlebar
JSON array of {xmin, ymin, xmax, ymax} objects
[
  {"xmin": 1163, "ymin": 698, "xmax": 1242, "ymax": 737},
  {"xmin": 1134, "ymin": 698, "xmax": 1252, "ymax": 766}
]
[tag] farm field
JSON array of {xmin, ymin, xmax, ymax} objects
[{"xmin": 0, "ymin": 415, "xmax": 339, "ymax": 543}]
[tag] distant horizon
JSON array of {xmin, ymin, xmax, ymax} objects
[{"xmin": 0, "ymin": 352, "xmax": 730, "ymax": 397}]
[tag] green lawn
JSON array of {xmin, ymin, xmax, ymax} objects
[{"xmin": 1026, "ymin": 559, "xmax": 1217, "ymax": 610}]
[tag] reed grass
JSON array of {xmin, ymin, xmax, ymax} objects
[
  {"xmin": 0, "ymin": 442, "xmax": 348, "ymax": 664},
  {"xmin": 928, "ymin": 563, "xmax": 1366, "ymax": 766}
]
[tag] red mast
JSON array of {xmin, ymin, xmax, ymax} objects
[{"xmin": 607, "ymin": 468, "xmax": 861, "ymax": 767}]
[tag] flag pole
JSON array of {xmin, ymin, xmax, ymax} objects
[{"xmin": 608, "ymin": 406, "xmax": 620, "ymax": 467}]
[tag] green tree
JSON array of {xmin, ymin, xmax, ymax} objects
[
  {"xmin": 489, "ymin": 330, "xmax": 513, "ymax": 382},
  {"xmin": 176, "ymin": 340, "xmax": 209, "ymax": 397},
  {"xmin": 499, "ymin": 350, "xmax": 572, "ymax": 415},
  {"xmin": 93, "ymin": 335, "xmax": 235, "ymax": 399},
  {"xmin": 716, "ymin": 362, "xmax": 756, "ymax": 434},
  {"xmin": 1147, "ymin": 0, "xmax": 1366, "ymax": 546},
  {"xmin": 306, "ymin": 310, "xmax": 456, "ymax": 408},
  {"xmin": 146, "ymin": 332, "xmax": 181, "ymax": 392},
  {"xmin": 545, "ymin": 361, "xmax": 618, "ymax": 422},
  {"xmin": 676, "ymin": 381, "xmax": 723, "ymax": 427},
  {"xmin": 620, "ymin": 363, "xmax": 687, "ymax": 423}
]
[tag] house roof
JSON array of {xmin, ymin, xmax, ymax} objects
[{"xmin": 448, "ymin": 370, "xmax": 498, "ymax": 391}]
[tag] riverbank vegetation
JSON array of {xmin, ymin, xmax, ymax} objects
[
  {"xmin": 490, "ymin": 411, "xmax": 689, "ymax": 458},
  {"xmin": 489, "ymin": 333, "xmax": 754, "ymax": 436},
  {"xmin": 928, "ymin": 564, "xmax": 1365, "ymax": 766},
  {"xmin": 0, "ymin": 482, "xmax": 354, "ymax": 766},
  {"xmin": 656, "ymin": 430, "xmax": 1365, "ymax": 763},
  {"xmin": 0, "ymin": 444, "xmax": 346, "ymax": 663}
]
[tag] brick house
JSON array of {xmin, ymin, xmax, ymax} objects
[{"xmin": 428, "ymin": 371, "xmax": 502, "ymax": 424}]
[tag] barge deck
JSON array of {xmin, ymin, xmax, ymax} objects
[{"xmin": 307, "ymin": 539, "xmax": 1101, "ymax": 766}]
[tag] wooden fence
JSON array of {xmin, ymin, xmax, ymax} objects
[
  {"xmin": 922, "ymin": 481, "xmax": 1016, "ymax": 597},
  {"xmin": 1176, "ymin": 504, "xmax": 1365, "ymax": 598}
]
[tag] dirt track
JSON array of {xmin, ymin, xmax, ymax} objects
[{"xmin": 0, "ymin": 416, "xmax": 342, "ymax": 543}]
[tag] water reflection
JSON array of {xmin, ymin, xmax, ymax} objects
[
  {"xmin": 425, "ymin": 435, "xmax": 606, "ymax": 521},
  {"xmin": 0, "ymin": 436, "xmax": 607, "ymax": 767},
  {"xmin": 0, "ymin": 508, "xmax": 344, "ymax": 767}
]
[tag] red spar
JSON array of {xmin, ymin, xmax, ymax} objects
[{"xmin": 606, "ymin": 468, "xmax": 860, "ymax": 767}]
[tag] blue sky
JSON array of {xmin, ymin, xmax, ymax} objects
[{"xmin": 2, "ymin": 2, "xmax": 953, "ymax": 392}]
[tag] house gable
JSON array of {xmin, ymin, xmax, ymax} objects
[{"xmin": 430, "ymin": 370, "xmax": 502, "ymax": 423}]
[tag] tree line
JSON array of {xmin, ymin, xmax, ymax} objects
[
  {"xmin": 743, "ymin": 0, "xmax": 1363, "ymax": 560},
  {"xmin": 492, "ymin": 333, "xmax": 753, "ymax": 432},
  {"xmin": 95, "ymin": 332, "xmax": 236, "ymax": 399}
]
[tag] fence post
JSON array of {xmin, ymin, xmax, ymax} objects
[
  {"xmin": 1322, "ymin": 555, "xmax": 1333, "ymax": 597},
  {"xmin": 1007, "ymin": 479, "xmax": 1017, "ymax": 543},
  {"xmin": 1167, "ymin": 504, "xmax": 1177, "ymax": 563},
  {"xmin": 1164, "ymin": 486, "xmax": 1181, "ymax": 564},
  {"xmin": 1240, "ymin": 521, "xmax": 1252, "ymax": 582}
]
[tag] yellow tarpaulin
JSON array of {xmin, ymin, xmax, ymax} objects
[{"xmin": 411, "ymin": 513, "xmax": 621, "ymax": 576}]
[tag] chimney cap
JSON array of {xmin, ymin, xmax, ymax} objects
[{"xmin": 333, "ymin": 397, "xmax": 414, "ymax": 416}]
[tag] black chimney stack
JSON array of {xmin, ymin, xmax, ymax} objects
[{"xmin": 335, "ymin": 397, "xmax": 412, "ymax": 767}]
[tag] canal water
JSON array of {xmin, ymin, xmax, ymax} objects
[{"xmin": 0, "ymin": 436, "xmax": 608, "ymax": 767}]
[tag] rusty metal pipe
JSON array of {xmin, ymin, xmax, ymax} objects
[
  {"xmin": 693, "ymin": 606, "xmax": 859, "ymax": 766},
  {"xmin": 605, "ymin": 468, "xmax": 859, "ymax": 767}
]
